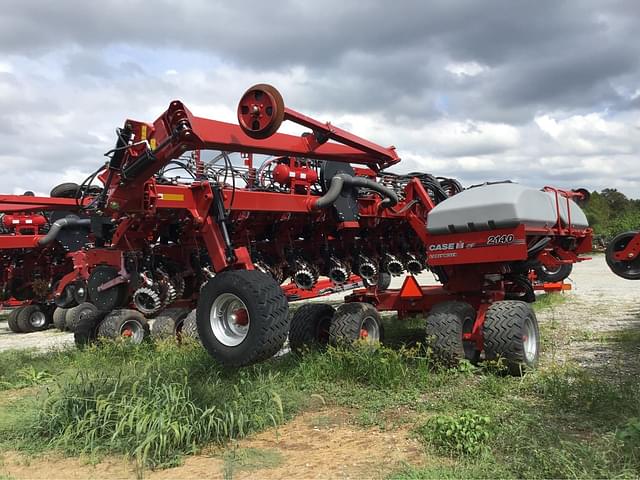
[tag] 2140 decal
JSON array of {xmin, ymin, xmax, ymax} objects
[{"xmin": 487, "ymin": 234, "xmax": 515, "ymax": 245}]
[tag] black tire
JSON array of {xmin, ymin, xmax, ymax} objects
[
  {"xmin": 151, "ymin": 308, "xmax": 190, "ymax": 339},
  {"xmin": 196, "ymin": 270, "xmax": 289, "ymax": 367},
  {"xmin": 182, "ymin": 309, "xmax": 199, "ymax": 341},
  {"xmin": 52, "ymin": 307, "xmax": 68, "ymax": 331},
  {"xmin": 97, "ymin": 309, "xmax": 150, "ymax": 344},
  {"xmin": 534, "ymin": 263, "xmax": 572, "ymax": 283},
  {"xmin": 329, "ymin": 302, "xmax": 383, "ymax": 345},
  {"xmin": 50, "ymin": 182, "xmax": 80, "ymax": 199},
  {"xmin": 425, "ymin": 301, "xmax": 478, "ymax": 364},
  {"xmin": 74, "ymin": 310, "xmax": 104, "ymax": 348},
  {"xmin": 289, "ymin": 303, "xmax": 335, "ymax": 354},
  {"xmin": 483, "ymin": 300, "xmax": 540, "ymax": 376},
  {"xmin": 363, "ymin": 272, "xmax": 392, "ymax": 291},
  {"xmin": 505, "ymin": 274, "xmax": 535, "ymax": 303},
  {"xmin": 65, "ymin": 302, "xmax": 98, "ymax": 332},
  {"xmin": 606, "ymin": 231, "xmax": 640, "ymax": 280},
  {"xmin": 17, "ymin": 305, "xmax": 48, "ymax": 333},
  {"xmin": 7, "ymin": 308, "xmax": 22, "ymax": 333}
]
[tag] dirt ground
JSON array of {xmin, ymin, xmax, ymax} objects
[
  {"xmin": 1, "ymin": 254, "xmax": 638, "ymax": 479},
  {"xmin": 1, "ymin": 407, "xmax": 425, "ymax": 480}
]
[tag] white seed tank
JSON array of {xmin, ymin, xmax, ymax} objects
[{"xmin": 426, "ymin": 183, "xmax": 589, "ymax": 235}]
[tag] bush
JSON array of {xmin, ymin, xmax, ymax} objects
[
  {"xmin": 418, "ymin": 411, "xmax": 491, "ymax": 456},
  {"xmin": 618, "ymin": 417, "xmax": 640, "ymax": 451}
]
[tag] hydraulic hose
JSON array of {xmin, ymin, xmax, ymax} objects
[
  {"xmin": 37, "ymin": 216, "xmax": 91, "ymax": 246},
  {"xmin": 313, "ymin": 173, "xmax": 398, "ymax": 210}
]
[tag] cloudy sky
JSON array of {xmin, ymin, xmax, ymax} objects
[{"xmin": 1, "ymin": 0, "xmax": 640, "ymax": 197}]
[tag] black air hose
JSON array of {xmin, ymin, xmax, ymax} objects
[
  {"xmin": 314, "ymin": 173, "xmax": 398, "ymax": 210},
  {"xmin": 527, "ymin": 237, "xmax": 552, "ymax": 257},
  {"xmin": 37, "ymin": 216, "xmax": 91, "ymax": 246},
  {"xmin": 314, "ymin": 175, "xmax": 346, "ymax": 209}
]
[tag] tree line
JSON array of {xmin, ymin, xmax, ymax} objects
[{"xmin": 583, "ymin": 189, "xmax": 640, "ymax": 240}]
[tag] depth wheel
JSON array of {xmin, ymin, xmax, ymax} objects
[
  {"xmin": 534, "ymin": 263, "xmax": 572, "ymax": 283},
  {"xmin": 237, "ymin": 84, "xmax": 285, "ymax": 139},
  {"xmin": 182, "ymin": 309, "xmax": 200, "ymax": 341},
  {"xmin": 196, "ymin": 270, "xmax": 289, "ymax": 367},
  {"xmin": 329, "ymin": 302, "xmax": 383, "ymax": 345},
  {"xmin": 7, "ymin": 308, "xmax": 22, "ymax": 333},
  {"xmin": 425, "ymin": 301, "xmax": 478, "ymax": 364},
  {"xmin": 606, "ymin": 231, "xmax": 640, "ymax": 279},
  {"xmin": 483, "ymin": 300, "xmax": 539, "ymax": 376},
  {"xmin": 17, "ymin": 305, "xmax": 48, "ymax": 333},
  {"xmin": 65, "ymin": 302, "xmax": 98, "ymax": 332},
  {"xmin": 151, "ymin": 308, "xmax": 190, "ymax": 340},
  {"xmin": 52, "ymin": 307, "xmax": 68, "ymax": 331},
  {"xmin": 289, "ymin": 303, "xmax": 335, "ymax": 354},
  {"xmin": 97, "ymin": 309, "xmax": 150, "ymax": 344},
  {"xmin": 74, "ymin": 310, "xmax": 104, "ymax": 348}
]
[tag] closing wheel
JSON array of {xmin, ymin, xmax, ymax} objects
[
  {"xmin": 606, "ymin": 231, "xmax": 640, "ymax": 280},
  {"xmin": 289, "ymin": 303, "xmax": 335, "ymax": 354},
  {"xmin": 7, "ymin": 307, "xmax": 22, "ymax": 333},
  {"xmin": 133, "ymin": 287, "xmax": 162, "ymax": 316},
  {"xmin": 196, "ymin": 270, "xmax": 289, "ymax": 367},
  {"xmin": 97, "ymin": 309, "xmax": 150, "ymax": 344},
  {"xmin": 534, "ymin": 263, "xmax": 573, "ymax": 283},
  {"xmin": 363, "ymin": 272, "xmax": 392, "ymax": 291},
  {"xmin": 425, "ymin": 301, "xmax": 478, "ymax": 364},
  {"xmin": 237, "ymin": 84, "xmax": 285, "ymax": 139},
  {"xmin": 483, "ymin": 300, "xmax": 539, "ymax": 376},
  {"xmin": 329, "ymin": 302, "xmax": 383, "ymax": 345},
  {"xmin": 17, "ymin": 305, "xmax": 49, "ymax": 333}
]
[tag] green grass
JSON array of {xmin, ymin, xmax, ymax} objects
[
  {"xmin": 0, "ymin": 296, "xmax": 638, "ymax": 478},
  {"xmin": 532, "ymin": 292, "xmax": 567, "ymax": 311}
]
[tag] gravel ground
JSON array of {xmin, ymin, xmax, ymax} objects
[
  {"xmin": 536, "ymin": 254, "xmax": 640, "ymax": 375},
  {"xmin": 1, "ymin": 255, "xmax": 637, "ymax": 368},
  {"xmin": 0, "ymin": 317, "xmax": 74, "ymax": 352}
]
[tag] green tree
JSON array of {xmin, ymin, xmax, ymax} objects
[{"xmin": 583, "ymin": 189, "xmax": 640, "ymax": 239}]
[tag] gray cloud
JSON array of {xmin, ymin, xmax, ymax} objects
[{"xmin": 0, "ymin": 0, "xmax": 639, "ymax": 197}]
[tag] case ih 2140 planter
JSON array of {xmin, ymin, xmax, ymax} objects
[{"xmin": 0, "ymin": 84, "xmax": 592, "ymax": 374}]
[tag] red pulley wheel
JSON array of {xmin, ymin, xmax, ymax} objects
[{"xmin": 237, "ymin": 84, "xmax": 285, "ymax": 139}]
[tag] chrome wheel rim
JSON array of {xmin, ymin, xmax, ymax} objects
[
  {"xmin": 523, "ymin": 316, "xmax": 538, "ymax": 363},
  {"xmin": 120, "ymin": 320, "xmax": 145, "ymax": 343},
  {"xmin": 210, "ymin": 293, "xmax": 250, "ymax": 347},
  {"xmin": 541, "ymin": 264, "xmax": 561, "ymax": 275},
  {"xmin": 30, "ymin": 311, "xmax": 46, "ymax": 328},
  {"xmin": 359, "ymin": 315, "xmax": 380, "ymax": 343}
]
